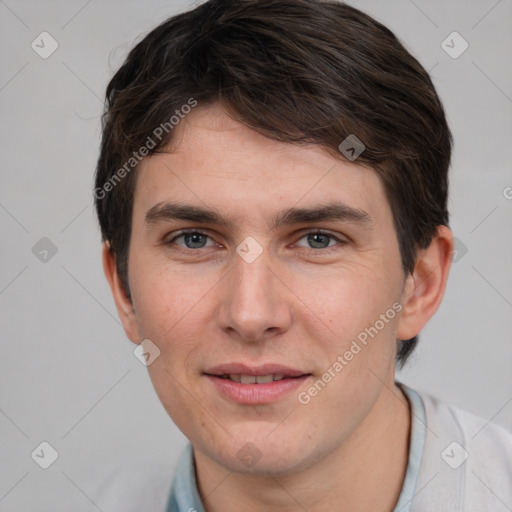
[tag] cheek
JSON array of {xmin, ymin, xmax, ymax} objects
[
  {"xmin": 129, "ymin": 255, "xmax": 205, "ymax": 338},
  {"xmin": 301, "ymin": 269, "xmax": 402, "ymax": 400},
  {"xmin": 298, "ymin": 273, "xmax": 400, "ymax": 421},
  {"xmin": 300, "ymin": 264, "xmax": 399, "ymax": 339},
  {"xmin": 130, "ymin": 267, "xmax": 211, "ymax": 424},
  {"xmin": 128, "ymin": 259, "xmax": 221, "ymax": 383}
]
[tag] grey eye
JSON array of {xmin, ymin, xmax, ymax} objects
[{"xmin": 306, "ymin": 233, "xmax": 332, "ymax": 249}]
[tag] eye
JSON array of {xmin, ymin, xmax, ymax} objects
[
  {"xmin": 294, "ymin": 231, "xmax": 346, "ymax": 251},
  {"xmin": 167, "ymin": 230, "xmax": 217, "ymax": 250},
  {"xmin": 164, "ymin": 229, "xmax": 346, "ymax": 255}
]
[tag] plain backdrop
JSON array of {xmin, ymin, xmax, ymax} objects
[{"xmin": 1, "ymin": 0, "xmax": 511, "ymax": 510}]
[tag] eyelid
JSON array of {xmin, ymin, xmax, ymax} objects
[{"xmin": 293, "ymin": 228, "xmax": 347, "ymax": 242}]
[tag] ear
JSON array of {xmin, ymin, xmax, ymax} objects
[
  {"xmin": 397, "ymin": 225, "xmax": 454, "ymax": 340},
  {"xmin": 102, "ymin": 243, "xmax": 140, "ymax": 344}
]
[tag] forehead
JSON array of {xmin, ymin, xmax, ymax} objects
[{"xmin": 134, "ymin": 104, "xmax": 391, "ymax": 226}]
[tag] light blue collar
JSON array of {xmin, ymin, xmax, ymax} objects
[
  {"xmin": 392, "ymin": 383, "xmax": 427, "ymax": 512},
  {"xmin": 166, "ymin": 442, "xmax": 205, "ymax": 512}
]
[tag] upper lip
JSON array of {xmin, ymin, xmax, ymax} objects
[{"xmin": 204, "ymin": 363, "xmax": 309, "ymax": 377}]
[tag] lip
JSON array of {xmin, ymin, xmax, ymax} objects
[
  {"xmin": 204, "ymin": 363, "xmax": 311, "ymax": 405},
  {"xmin": 204, "ymin": 363, "xmax": 307, "ymax": 377}
]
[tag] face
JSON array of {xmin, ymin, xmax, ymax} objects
[{"xmin": 119, "ymin": 104, "xmax": 412, "ymax": 475}]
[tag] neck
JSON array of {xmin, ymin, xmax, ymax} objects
[{"xmin": 195, "ymin": 383, "xmax": 411, "ymax": 512}]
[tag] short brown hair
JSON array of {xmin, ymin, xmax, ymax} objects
[{"xmin": 94, "ymin": 0, "xmax": 452, "ymax": 366}]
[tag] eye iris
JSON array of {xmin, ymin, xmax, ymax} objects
[
  {"xmin": 184, "ymin": 232, "xmax": 207, "ymax": 248},
  {"xmin": 308, "ymin": 233, "xmax": 330, "ymax": 249}
]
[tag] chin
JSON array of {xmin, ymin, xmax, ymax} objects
[
  {"xmin": 199, "ymin": 429, "xmax": 322, "ymax": 477},
  {"xmin": 230, "ymin": 449, "xmax": 307, "ymax": 476}
]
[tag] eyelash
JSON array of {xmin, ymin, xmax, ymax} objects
[{"xmin": 164, "ymin": 229, "xmax": 347, "ymax": 256}]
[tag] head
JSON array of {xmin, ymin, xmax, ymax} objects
[{"xmin": 96, "ymin": 0, "xmax": 453, "ymax": 475}]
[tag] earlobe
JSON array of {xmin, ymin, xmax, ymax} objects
[
  {"xmin": 396, "ymin": 225, "xmax": 454, "ymax": 340},
  {"xmin": 102, "ymin": 243, "xmax": 140, "ymax": 344}
]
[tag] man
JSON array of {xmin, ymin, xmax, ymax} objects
[{"xmin": 94, "ymin": 0, "xmax": 512, "ymax": 510}]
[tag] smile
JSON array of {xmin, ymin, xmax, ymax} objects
[
  {"xmin": 218, "ymin": 373, "xmax": 291, "ymax": 383},
  {"xmin": 204, "ymin": 364, "xmax": 312, "ymax": 404}
]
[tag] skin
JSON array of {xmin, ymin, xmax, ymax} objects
[{"xmin": 103, "ymin": 103, "xmax": 453, "ymax": 511}]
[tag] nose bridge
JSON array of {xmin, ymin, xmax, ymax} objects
[
  {"xmin": 217, "ymin": 245, "xmax": 291, "ymax": 341},
  {"xmin": 234, "ymin": 250, "xmax": 272, "ymax": 303}
]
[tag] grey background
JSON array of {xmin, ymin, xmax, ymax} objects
[{"xmin": 1, "ymin": 0, "xmax": 511, "ymax": 510}]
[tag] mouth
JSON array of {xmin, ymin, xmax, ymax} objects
[
  {"xmin": 212, "ymin": 373, "xmax": 303, "ymax": 384},
  {"xmin": 204, "ymin": 363, "xmax": 312, "ymax": 404}
]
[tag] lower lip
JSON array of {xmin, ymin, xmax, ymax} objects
[{"xmin": 205, "ymin": 375, "xmax": 311, "ymax": 404}]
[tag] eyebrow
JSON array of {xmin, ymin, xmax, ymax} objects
[{"xmin": 144, "ymin": 201, "xmax": 374, "ymax": 230}]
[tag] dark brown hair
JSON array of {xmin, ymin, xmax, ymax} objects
[{"xmin": 95, "ymin": 0, "xmax": 452, "ymax": 366}]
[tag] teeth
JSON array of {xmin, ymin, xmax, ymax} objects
[
  {"xmin": 223, "ymin": 373, "xmax": 289, "ymax": 384},
  {"xmin": 255, "ymin": 374, "xmax": 274, "ymax": 384}
]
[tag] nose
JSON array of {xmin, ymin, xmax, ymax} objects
[{"xmin": 216, "ymin": 246, "xmax": 292, "ymax": 344}]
